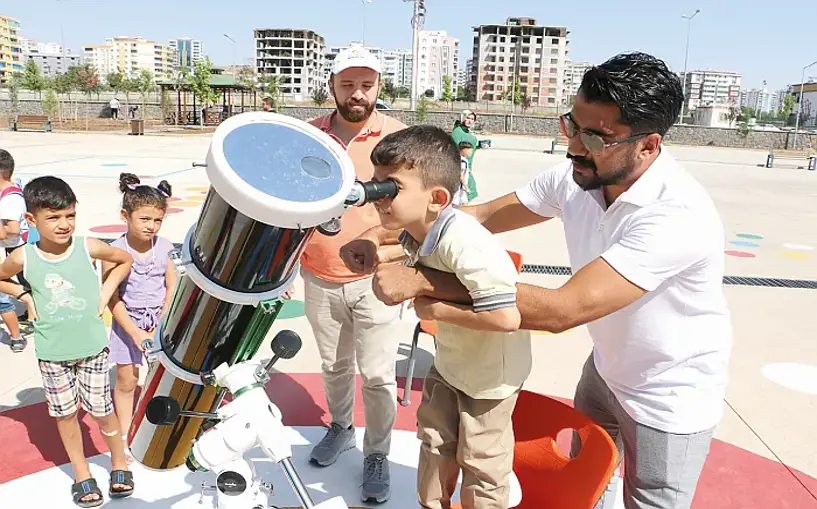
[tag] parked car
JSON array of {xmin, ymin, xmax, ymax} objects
[{"xmin": 375, "ymin": 99, "xmax": 392, "ymax": 110}]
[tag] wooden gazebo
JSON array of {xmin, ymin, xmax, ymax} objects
[{"xmin": 157, "ymin": 72, "xmax": 260, "ymax": 126}]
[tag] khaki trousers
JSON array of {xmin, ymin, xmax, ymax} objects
[
  {"xmin": 417, "ymin": 365, "xmax": 518, "ymax": 509},
  {"xmin": 302, "ymin": 269, "xmax": 401, "ymax": 456}
]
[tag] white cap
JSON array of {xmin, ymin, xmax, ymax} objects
[{"xmin": 332, "ymin": 45, "xmax": 381, "ymax": 75}]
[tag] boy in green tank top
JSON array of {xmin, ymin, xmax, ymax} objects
[{"xmin": 0, "ymin": 176, "xmax": 135, "ymax": 508}]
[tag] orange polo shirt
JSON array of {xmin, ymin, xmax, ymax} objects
[{"xmin": 301, "ymin": 111, "xmax": 406, "ymax": 283}]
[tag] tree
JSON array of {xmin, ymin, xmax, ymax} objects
[
  {"xmin": 417, "ymin": 96, "xmax": 429, "ymax": 121},
  {"xmin": 135, "ymin": 69, "xmax": 156, "ymax": 119},
  {"xmin": 311, "ymin": 86, "xmax": 329, "ymax": 106},
  {"xmin": 424, "ymin": 88, "xmax": 435, "ymax": 98},
  {"xmin": 75, "ymin": 63, "xmax": 102, "ymax": 130},
  {"xmin": 257, "ymin": 73, "xmax": 282, "ymax": 110},
  {"xmin": 441, "ymin": 75, "xmax": 455, "ymax": 105},
  {"xmin": 235, "ymin": 66, "xmax": 256, "ymax": 89},
  {"xmin": 189, "ymin": 57, "xmax": 220, "ymax": 125},
  {"xmin": 520, "ymin": 92, "xmax": 532, "ymax": 113},
  {"xmin": 21, "ymin": 59, "xmax": 46, "ymax": 98},
  {"xmin": 106, "ymin": 72, "xmax": 125, "ymax": 93},
  {"xmin": 798, "ymin": 99, "xmax": 812, "ymax": 127},
  {"xmin": 782, "ymin": 94, "xmax": 795, "ymax": 119},
  {"xmin": 396, "ymin": 86, "xmax": 410, "ymax": 99},
  {"xmin": 42, "ymin": 88, "xmax": 59, "ymax": 119},
  {"xmin": 381, "ymin": 79, "xmax": 398, "ymax": 104},
  {"xmin": 726, "ymin": 105, "xmax": 740, "ymax": 127},
  {"xmin": 505, "ymin": 78, "xmax": 522, "ymax": 106},
  {"xmin": 7, "ymin": 75, "xmax": 20, "ymax": 117}
]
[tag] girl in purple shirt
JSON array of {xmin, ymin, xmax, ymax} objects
[{"xmin": 103, "ymin": 173, "xmax": 177, "ymax": 444}]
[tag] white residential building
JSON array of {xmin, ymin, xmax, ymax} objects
[
  {"xmin": 383, "ymin": 49, "xmax": 412, "ymax": 89},
  {"xmin": 83, "ymin": 37, "xmax": 177, "ymax": 81},
  {"xmin": 471, "ymin": 17, "xmax": 570, "ymax": 106},
  {"xmin": 417, "ymin": 30, "xmax": 459, "ymax": 99},
  {"xmin": 255, "ymin": 28, "xmax": 326, "ymax": 102},
  {"xmin": 741, "ymin": 87, "xmax": 781, "ymax": 114},
  {"xmin": 20, "ymin": 37, "xmax": 81, "ymax": 77},
  {"xmin": 169, "ymin": 38, "xmax": 204, "ymax": 68},
  {"xmin": 457, "ymin": 61, "xmax": 469, "ymax": 94},
  {"xmin": 563, "ymin": 60, "xmax": 592, "ymax": 103},
  {"xmin": 682, "ymin": 69, "xmax": 741, "ymax": 111},
  {"xmin": 789, "ymin": 81, "xmax": 817, "ymax": 127},
  {"xmin": 19, "ymin": 37, "xmax": 64, "ymax": 56}
]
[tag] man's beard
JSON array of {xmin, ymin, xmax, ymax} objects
[
  {"xmin": 335, "ymin": 95, "xmax": 375, "ymax": 123},
  {"xmin": 567, "ymin": 152, "xmax": 636, "ymax": 191}
]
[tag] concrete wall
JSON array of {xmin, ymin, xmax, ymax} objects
[
  {"xmin": 0, "ymin": 98, "xmax": 163, "ymax": 119},
  {"xmin": 278, "ymin": 107, "xmax": 816, "ymax": 151},
  {"xmin": 2, "ymin": 99, "xmax": 815, "ymax": 151}
]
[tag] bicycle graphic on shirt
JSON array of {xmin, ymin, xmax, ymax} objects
[{"xmin": 42, "ymin": 273, "xmax": 87, "ymax": 315}]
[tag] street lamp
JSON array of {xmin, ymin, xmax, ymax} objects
[
  {"xmin": 793, "ymin": 59, "xmax": 817, "ymax": 149},
  {"xmin": 679, "ymin": 9, "xmax": 700, "ymax": 123},
  {"xmin": 404, "ymin": 0, "xmax": 425, "ymax": 111},
  {"xmin": 223, "ymin": 33, "xmax": 236, "ymax": 76}
]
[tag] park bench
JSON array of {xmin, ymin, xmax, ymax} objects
[
  {"xmin": 765, "ymin": 149, "xmax": 816, "ymax": 171},
  {"xmin": 9, "ymin": 115, "xmax": 52, "ymax": 133},
  {"xmin": 545, "ymin": 133, "xmax": 570, "ymax": 154}
]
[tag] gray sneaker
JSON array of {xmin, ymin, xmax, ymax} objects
[
  {"xmin": 361, "ymin": 453, "xmax": 390, "ymax": 504},
  {"xmin": 309, "ymin": 423, "xmax": 355, "ymax": 467}
]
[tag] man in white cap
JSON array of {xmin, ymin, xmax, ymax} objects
[{"xmin": 299, "ymin": 44, "xmax": 406, "ymax": 504}]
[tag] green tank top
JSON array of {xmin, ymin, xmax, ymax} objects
[{"xmin": 24, "ymin": 236, "xmax": 109, "ymax": 361}]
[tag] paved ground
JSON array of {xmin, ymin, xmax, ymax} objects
[{"xmin": 0, "ymin": 127, "xmax": 815, "ymax": 508}]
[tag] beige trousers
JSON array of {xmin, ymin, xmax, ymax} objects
[
  {"xmin": 302, "ymin": 269, "xmax": 401, "ymax": 456},
  {"xmin": 417, "ymin": 365, "xmax": 519, "ymax": 509}
]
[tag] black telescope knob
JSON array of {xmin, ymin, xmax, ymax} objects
[
  {"xmin": 271, "ymin": 330, "xmax": 302, "ymax": 360},
  {"xmin": 146, "ymin": 396, "xmax": 182, "ymax": 425}
]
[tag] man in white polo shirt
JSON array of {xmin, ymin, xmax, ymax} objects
[{"xmin": 341, "ymin": 52, "xmax": 732, "ymax": 509}]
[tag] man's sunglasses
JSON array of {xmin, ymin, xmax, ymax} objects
[{"xmin": 559, "ymin": 113, "xmax": 650, "ymax": 154}]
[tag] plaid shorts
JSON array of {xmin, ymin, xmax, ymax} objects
[{"xmin": 38, "ymin": 348, "xmax": 113, "ymax": 418}]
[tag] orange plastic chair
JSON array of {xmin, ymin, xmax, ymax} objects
[
  {"xmin": 510, "ymin": 390, "xmax": 618, "ymax": 508},
  {"xmin": 401, "ymin": 250, "xmax": 523, "ymax": 406},
  {"xmin": 449, "ymin": 390, "xmax": 617, "ymax": 509}
]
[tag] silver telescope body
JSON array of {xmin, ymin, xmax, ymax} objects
[{"xmin": 127, "ymin": 112, "xmax": 357, "ymax": 471}]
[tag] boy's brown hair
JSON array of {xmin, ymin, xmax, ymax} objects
[{"xmin": 370, "ymin": 125, "xmax": 461, "ymax": 197}]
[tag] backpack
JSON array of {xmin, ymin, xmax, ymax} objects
[{"xmin": 0, "ymin": 186, "xmax": 29, "ymax": 243}]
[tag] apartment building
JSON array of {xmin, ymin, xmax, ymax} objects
[
  {"xmin": 0, "ymin": 14, "xmax": 23, "ymax": 83},
  {"xmin": 417, "ymin": 30, "xmax": 459, "ymax": 99},
  {"xmin": 471, "ymin": 17, "xmax": 569, "ymax": 106},
  {"xmin": 682, "ymin": 69, "xmax": 741, "ymax": 110},
  {"xmin": 169, "ymin": 38, "xmax": 204, "ymax": 68},
  {"xmin": 563, "ymin": 60, "xmax": 592, "ymax": 103},
  {"xmin": 83, "ymin": 36, "xmax": 177, "ymax": 81},
  {"xmin": 255, "ymin": 28, "xmax": 326, "ymax": 101}
]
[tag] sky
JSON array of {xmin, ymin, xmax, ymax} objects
[{"xmin": 6, "ymin": 0, "xmax": 817, "ymax": 90}]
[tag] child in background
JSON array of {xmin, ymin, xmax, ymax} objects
[
  {"xmin": 0, "ymin": 176, "xmax": 135, "ymax": 506},
  {"xmin": 368, "ymin": 126, "xmax": 531, "ymax": 509},
  {"xmin": 0, "ymin": 149, "xmax": 28, "ymax": 352},
  {"xmin": 104, "ymin": 173, "xmax": 177, "ymax": 441},
  {"xmin": 452, "ymin": 141, "xmax": 474, "ymax": 207}
]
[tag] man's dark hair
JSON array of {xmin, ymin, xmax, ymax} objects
[
  {"xmin": 458, "ymin": 141, "xmax": 474, "ymax": 150},
  {"xmin": 371, "ymin": 125, "xmax": 461, "ymax": 197},
  {"xmin": 0, "ymin": 149, "xmax": 14, "ymax": 178},
  {"xmin": 24, "ymin": 176, "xmax": 77, "ymax": 213},
  {"xmin": 578, "ymin": 52, "xmax": 683, "ymax": 136}
]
